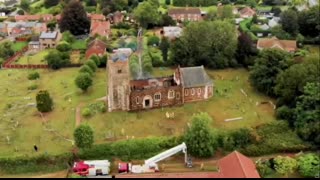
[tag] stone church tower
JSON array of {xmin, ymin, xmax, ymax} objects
[{"xmin": 107, "ymin": 53, "xmax": 131, "ymax": 112}]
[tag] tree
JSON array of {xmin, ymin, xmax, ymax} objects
[
  {"xmin": 170, "ymin": 20, "xmax": 237, "ymax": 69},
  {"xmin": 75, "ymin": 73, "xmax": 93, "ymax": 92},
  {"xmin": 147, "ymin": 36, "xmax": 160, "ymax": 46},
  {"xmin": 294, "ymin": 82, "xmax": 320, "ymax": 145},
  {"xmin": 236, "ymin": 32, "xmax": 257, "ymax": 67},
  {"xmin": 298, "ymin": 6, "xmax": 320, "ymax": 37},
  {"xmin": 142, "ymin": 54, "xmax": 153, "ymax": 75},
  {"xmin": 271, "ymin": 6, "xmax": 282, "ymax": 16},
  {"xmin": 62, "ymin": 31, "xmax": 76, "ymax": 43},
  {"xmin": 204, "ymin": 7, "xmax": 217, "ymax": 21},
  {"xmin": 44, "ymin": 0, "xmax": 60, "ymax": 8},
  {"xmin": 90, "ymin": 55, "xmax": 101, "ymax": 66},
  {"xmin": 246, "ymin": 0, "xmax": 257, "ymax": 7},
  {"xmin": 249, "ymin": 49, "xmax": 292, "ymax": 96},
  {"xmin": 217, "ymin": 5, "xmax": 234, "ymax": 19},
  {"xmin": 184, "ymin": 112, "xmax": 217, "ymax": 158},
  {"xmin": 297, "ymin": 153, "xmax": 320, "ymax": 178},
  {"xmin": 59, "ymin": 0, "xmax": 90, "ymax": 36},
  {"xmin": 165, "ymin": 0, "xmax": 171, "ymax": 5},
  {"xmin": 20, "ymin": 0, "xmax": 29, "ymax": 11},
  {"xmin": 133, "ymin": 1, "xmax": 160, "ymax": 28},
  {"xmin": 74, "ymin": 124, "xmax": 94, "ymax": 149},
  {"xmin": 47, "ymin": 21, "xmax": 57, "ymax": 31},
  {"xmin": 129, "ymin": 55, "xmax": 140, "ymax": 78},
  {"xmin": 56, "ymin": 41, "xmax": 71, "ymax": 52},
  {"xmin": 85, "ymin": 59, "xmax": 98, "ymax": 72},
  {"xmin": 159, "ymin": 37, "xmax": 170, "ymax": 62},
  {"xmin": 79, "ymin": 65, "xmax": 94, "ymax": 76},
  {"xmin": 0, "ymin": 42, "xmax": 14, "ymax": 59},
  {"xmin": 280, "ymin": 9, "xmax": 299, "ymax": 36},
  {"xmin": 36, "ymin": 90, "xmax": 53, "ymax": 113},
  {"xmin": 275, "ymin": 56, "xmax": 320, "ymax": 107},
  {"xmin": 159, "ymin": 14, "xmax": 176, "ymax": 26},
  {"xmin": 274, "ymin": 156, "xmax": 298, "ymax": 177},
  {"xmin": 45, "ymin": 50, "xmax": 70, "ymax": 69},
  {"xmin": 17, "ymin": 9, "xmax": 25, "ymax": 15}
]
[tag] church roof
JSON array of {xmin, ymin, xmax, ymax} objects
[{"xmin": 180, "ymin": 66, "xmax": 213, "ymax": 88}]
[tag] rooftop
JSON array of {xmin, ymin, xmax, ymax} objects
[
  {"xmin": 39, "ymin": 31, "xmax": 58, "ymax": 39},
  {"xmin": 180, "ymin": 66, "xmax": 213, "ymax": 88},
  {"xmin": 168, "ymin": 7, "xmax": 201, "ymax": 15}
]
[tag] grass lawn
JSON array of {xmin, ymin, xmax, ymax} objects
[
  {"xmin": 14, "ymin": 50, "xmax": 49, "ymax": 65},
  {"xmin": 0, "ymin": 67, "xmax": 276, "ymax": 157},
  {"xmin": 71, "ymin": 40, "xmax": 87, "ymax": 50},
  {"xmin": 11, "ymin": 42, "xmax": 28, "ymax": 52}
]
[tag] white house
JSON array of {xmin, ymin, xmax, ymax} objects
[{"xmin": 163, "ymin": 26, "xmax": 183, "ymax": 40}]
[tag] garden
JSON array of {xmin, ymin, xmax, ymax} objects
[{"xmin": 13, "ymin": 50, "xmax": 49, "ymax": 65}]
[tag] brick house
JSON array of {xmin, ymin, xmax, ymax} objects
[
  {"xmin": 108, "ymin": 51, "xmax": 213, "ymax": 112},
  {"xmin": 117, "ymin": 151, "xmax": 260, "ymax": 178},
  {"xmin": 6, "ymin": 22, "xmax": 47, "ymax": 36},
  {"xmin": 88, "ymin": 14, "xmax": 106, "ymax": 22},
  {"xmin": 168, "ymin": 7, "xmax": 202, "ymax": 22},
  {"xmin": 39, "ymin": 31, "xmax": 60, "ymax": 49},
  {"xmin": 85, "ymin": 39, "xmax": 107, "ymax": 59},
  {"xmin": 90, "ymin": 20, "xmax": 111, "ymax": 38},
  {"xmin": 257, "ymin": 37, "xmax": 297, "ymax": 53},
  {"xmin": 239, "ymin": 7, "xmax": 256, "ymax": 18}
]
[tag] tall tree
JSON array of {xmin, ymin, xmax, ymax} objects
[
  {"xmin": 159, "ymin": 37, "xmax": 170, "ymax": 62},
  {"xmin": 236, "ymin": 33, "xmax": 257, "ymax": 67},
  {"xmin": 280, "ymin": 9, "xmax": 299, "ymax": 36},
  {"xmin": 298, "ymin": 6, "xmax": 320, "ymax": 37},
  {"xmin": 45, "ymin": 50, "xmax": 70, "ymax": 69},
  {"xmin": 36, "ymin": 90, "xmax": 53, "ymax": 113},
  {"xmin": 59, "ymin": 0, "xmax": 90, "ymax": 36},
  {"xmin": 274, "ymin": 156, "xmax": 298, "ymax": 177},
  {"xmin": 184, "ymin": 112, "xmax": 217, "ymax": 158},
  {"xmin": 249, "ymin": 49, "xmax": 292, "ymax": 96},
  {"xmin": 170, "ymin": 20, "xmax": 238, "ymax": 69},
  {"xmin": 275, "ymin": 55, "xmax": 320, "ymax": 107},
  {"xmin": 133, "ymin": 0, "xmax": 160, "ymax": 28},
  {"xmin": 294, "ymin": 82, "xmax": 320, "ymax": 145},
  {"xmin": 0, "ymin": 42, "xmax": 14, "ymax": 59},
  {"xmin": 74, "ymin": 124, "xmax": 94, "ymax": 149},
  {"xmin": 217, "ymin": 5, "xmax": 234, "ymax": 19}
]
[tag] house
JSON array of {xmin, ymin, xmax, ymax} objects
[
  {"xmin": 39, "ymin": 31, "xmax": 60, "ymax": 49},
  {"xmin": 90, "ymin": 20, "xmax": 111, "ymax": 38},
  {"xmin": 28, "ymin": 41, "xmax": 40, "ymax": 51},
  {"xmin": 239, "ymin": 7, "xmax": 256, "ymax": 18},
  {"xmin": 108, "ymin": 52, "xmax": 214, "ymax": 111},
  {"xmin": 85, "ymin": 39, "xmax": 107, "ymax": 59},
  {"xmin": 15, "ymin": 14, "xmax": 54, "ymax": 22},
  {"xmin": 111, "ymin": 11, "xmax": 124, "ymax": 24},
  {"xmin": 162, "ymin": 26, "xmax": 182, "ymax": 40},
  {"xmin": 168, "ymin": 7, "xmax": 202, "ymax": 22},
  {"xmin": 257, "ymin": 37, "xmax": 297, "ymax": 52},
  {"xmin": 89, "ymin": 14, "xmax": 105, "ymax": 22},
  {"xmin": 117, "ymin": 151, "xmax": 260, "ymax": 178},
  {"xmin": 6, "ymin": 22, "xmax": 47, "ymax": 36}
]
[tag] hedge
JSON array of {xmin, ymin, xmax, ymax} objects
[
  {"xmin": 78, "ymin": 136, "xmax": 182, "ymax": 161},
  {"xmin": 0, "ymin": 153, "xmax": 73, "ymax": 174}
]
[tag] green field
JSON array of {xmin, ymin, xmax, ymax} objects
[
  {"xmin": 0, "ymin": 67, "xmax": 276, "ymax": 157},
  {"xmin": 11, "ymin": 42, "xmax": 28, "ymax": 52},
  {"xmin": 71, "ymin": 40, "xmax": 87, "ymax": 50},
  {"xmin": 14, "ymin": 50, "xmax": 49, "ymax": 65}
]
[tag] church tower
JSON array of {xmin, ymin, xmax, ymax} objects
[{"xmin": 107, "ymin": 52, "xmax": 131, "ymax": 112}]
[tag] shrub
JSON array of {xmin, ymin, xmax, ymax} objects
[
  {"xmin": 36, "ymin": 90, "xmax": 53, "ymax": 112},
  {"xmin": 79, "ymin": 65, "xmax": 94, "ymax": 76},
  {"xmin": 56, "ymin": 41, "xmax": 71, "ymax": 52},
  {"xmin": 81, "ymin": 107, "xmax": 92, "ymax": 118},
  {"xmin": 256, "ymin": 160, "xmax": 275, "ymax": 178},
  {"xmin": 274, "ymin": 156, "xmax": 298, "ymax": 176},
  {"xmin": 28, "ymin": 72, "xmax": 40, "ymax": 80},
  {"xmin": 297, "ymin": 153, "xmax": 320, "ymax": 178},
  {"xmin": 88, "ymin": 102, "xmax": 106, "ymax": 113},
  {"xmin": 147, "ymin": 36, "xmax": 160, "ymax": 46},
  {"xmin": 75, "ymin": 73, "xmax": 93, "ymax": 92},
  {"xmin": 27, "ymin": 84, "xmax": 38, "ymax": 90},
  {"xmin": 90, "ymin": 55, "xmax": 100, "ymax": 67},
  {"xmin": 74, "ymin": 124, "xmax": 94, "ymax": 149},
  {"xmin": 85, "ymin": 60, "xmax": 97, "ymax": 72}
]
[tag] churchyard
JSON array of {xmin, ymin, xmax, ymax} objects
[{"xmin": 0, "ymin": 67, "xmax": 276, "ymax": 157}]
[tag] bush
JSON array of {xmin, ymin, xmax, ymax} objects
[
  {"xmin": 0, "ymin": 153, "xmax": 72, "ymax": 174},
  {"xmin": 256, "ymin": 160, "xmax": 275, "ymax": 178},
  {"xmin": 88, "ymin": 101, "xmax": 106, "ymax": 113},
  {"xmin": 79, "ymin": 65, "xmax": 94, "ymax": 76},
  {"xmin": 56, "ymin": 41, "xmax": 71, "ymax": 52},
  {"xmin": 27, "ymin": 72, "xmax": 40, "ymax": 80},
  {"xmin": 85, "ymin": 60, "xmax": 97, "ymax": 72},
  {"xmin": 81, "ymin": 107, "xmax": 92, "ymax": 118},
  {"xmin": 75, "ymin": 73, "xmax": 93, "ymax": 92},
  {"xmin": 90, "ymin": 55, "xmax": 100, "ymax": 67},
  {"xmin": 74, "ymin": 124, "xmax": 94, "ymax": 149},
  {"xmin": 36, "ymin": 90, "xmax": 53, "ymax": 112},
  {"xmin": 27, "ymin": 84, "xmax": 38, "ymax": 90},
  {"xmin": 297, "ymin": 153, "xmax": 320, "ymax": 178},
  {"xmin": 147, "ymin": 36, "xmax": 160, "ymax": 46}
]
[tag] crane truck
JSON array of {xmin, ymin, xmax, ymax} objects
[
  {"xmin": 72, "ymin": 160, "xmax": 111, "ymax": 177},
  {"xmin": 118, "ymin": 142, "xmax": 191, "ymax": 174}
]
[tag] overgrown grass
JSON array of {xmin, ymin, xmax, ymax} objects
[
  {"xmin": 14, "ymin": 50, "xmax": 49, "ymax": 65},
  {"xmin": 71, "ymin": 40, "xmax": 87, "ymax": 50},
  {"xmin": 11, "ymin": 42, "xmax": 28, "ymax": 52},
  {"xmin": 0, "ymin": 68, "xmax": 277, "ymax": 157}
]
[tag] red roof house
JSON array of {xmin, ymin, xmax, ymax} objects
[
  {"xmin": 257, "ymin": 37, "xmax": 297, "ymax": 52},
  {"xmin": 88, "ymin": 14, "xmax": 106, "ymax": 22},
  {"xmin": 239, "ymin": 7, "xmax": 256, "ymax": 18},
  {"xmin": 90, "ymin": 20, "xmax": 111, "ymax": 38},
  {"xmin": 116, "ymin": 151, "xmax": 260, "ymax": 178},
  {"xmin": 15, "ymin": 14, "xmax": 54, "ymax": 22},
  {"xmin": 85, "ymin": 39, "xmax": 107, "ymax": 59}
]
